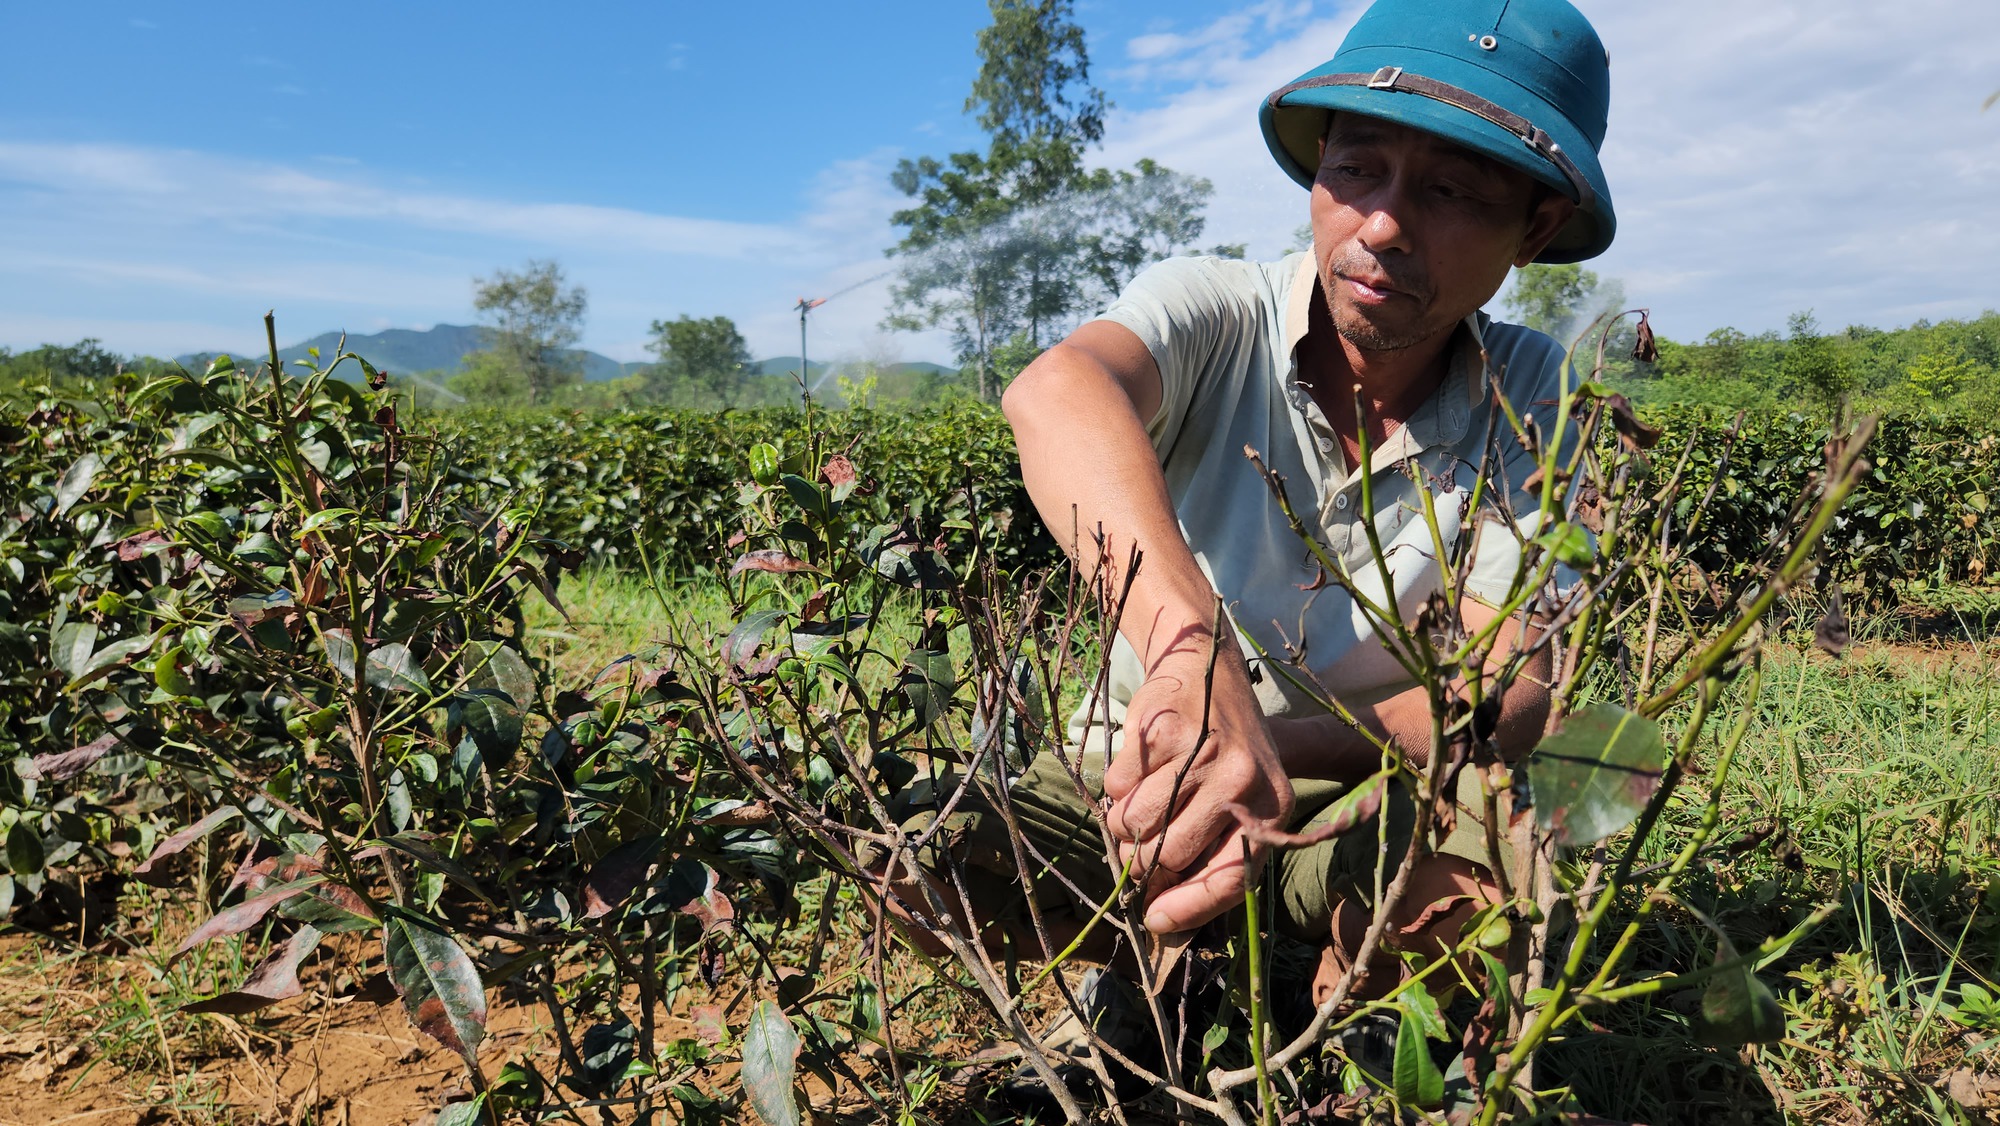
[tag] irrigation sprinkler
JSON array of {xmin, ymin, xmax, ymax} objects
[{"xmin": 791, "ymin": 270, "xmax": 891, "ymax": 399}]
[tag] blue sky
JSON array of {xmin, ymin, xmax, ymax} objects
[{"xmin": 3, "ymin": 1, "xmax": 1997, "ymax": 366}]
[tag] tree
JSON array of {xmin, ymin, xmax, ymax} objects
[
  {"xmin": 1905, "ymin": 344, "xmax": 1979, "ymax": 402},
  {"xmin": 646, "ymin": 315, "xmax": 753, "ymax": 407},
  {"xmin": 1503, "ymin": 263, "xmax": 1602, "ymax": 340},
  {"xmin": 1780, "ymin": 311, "xmax": 1854, "ymax": 418},
  {"xmin": 885, "ymin": 0, "xmax": 1233, "ymax": 401},
  {"xmin": 468, "ymin": 260, "xmax": 587, "ymax": 404},
  {"xmin": 1083, "ymin": 159, "xmax": 1244, "ymax": 295}
]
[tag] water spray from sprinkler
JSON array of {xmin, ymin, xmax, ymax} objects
[{"xmin": 792, "ymin": 270, "xmax": 890, "ymax": 397}]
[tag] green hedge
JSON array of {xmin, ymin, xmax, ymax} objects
[
  {"xmin": 434, "ymin": 404, "xmax": 1997, "ymax": 603},
  {"xmin": 438, "ymin": 403, "xmax": 1057, "ymax": 574}
]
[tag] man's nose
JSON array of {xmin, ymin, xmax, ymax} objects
[{"xmin": 1354, "ymin": 191, "xmax": 1417, "ymax": 256}]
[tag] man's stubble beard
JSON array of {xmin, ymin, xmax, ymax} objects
[{"xmin": 1317, "ymin": 253, "xmax": 1446, "ymax": 354}]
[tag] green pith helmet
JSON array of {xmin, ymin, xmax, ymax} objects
[{"xmin": 1259, "ymin": 0, "xmax": 1615, "ymax": 263}]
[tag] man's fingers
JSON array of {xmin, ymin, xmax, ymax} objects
[{"xmin": 1140, "ymin": 832, "xmax": 1256, "ymax": 932}]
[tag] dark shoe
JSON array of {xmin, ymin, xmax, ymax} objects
[
  {"xmin": 1327, "ymin": 1011, "xmax": 1400, "ymax": 1088},
  {"xmin": 997, "ymin": 967, "xmax": 1161, "ymax": 1114}
]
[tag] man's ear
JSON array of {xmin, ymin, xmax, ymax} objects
[{"xmin": 1514, "ymin": 192, "xmax": 1577, "ymax": 268}]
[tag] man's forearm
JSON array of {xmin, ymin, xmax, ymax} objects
[
  {"xmin": 1268, "ymin": 612, "xmax": 1551, "ymax": 780},
  {"xmin": 1003, "ymin": 334, "xmax": 1230, "ymax": 671}
]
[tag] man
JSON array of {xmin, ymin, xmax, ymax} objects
[{"xmin": 907, "ymin": 0, "xmax": 1616, "ymax": 1102}]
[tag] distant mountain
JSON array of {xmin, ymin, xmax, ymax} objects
[
  {"xmin": 177, "ymin": 323, "xmax": 642, "ymax": 382},
  {"xmin": 176, "ymin": 325, "xmax": 954, "ymax": 386}
]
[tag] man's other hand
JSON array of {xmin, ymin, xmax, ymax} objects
[{"xmin": 1102, "ymin": 638, "xmax": 1292, "ymax": 933}]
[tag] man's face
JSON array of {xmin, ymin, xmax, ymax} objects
[{"xmin": 1311, "ymin": 114, "xmax": 1573, "ymax": 353}]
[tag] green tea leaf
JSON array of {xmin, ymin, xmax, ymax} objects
[
  {"xmin": 741, "ymin": 999, "xmax": 800, "ymax": 1126},
  {"xmin": 578, "ymin": 1017, "xmax": 638, "ymax": 1097},
  {"xmin": 1691, "ymin": 959, "xmax": 1786, "ymax": 1045},
  {"xmin": 432, "ymin": 1094, "xmax": 487, "ymax": 1126},
  {"xmin": 1527, "ymin": 702, "xmax": 1667, "ymax": 847},
  {"xmin": 462, "ymin": 641, "xmax": 535, "ymax": 709},
  {"xmin": 52, "ymin": 621, "xmax": 98, "ymax": 680},
  {"xmin": 748, "ymin": 442, "xmax": 780, "ymax": 486},
  {"xmin": 365, "ymin": 643, "xmax": 433, "ymax": 695},
  {"xmin": 6, "ymin": 823, "xmax": 45, "ymax": 878},
  {"xmin": 899, "ymin": 648, "xmax": 955, "ymax": 727},
  {"xmin": 66, "ymin": 632, "xmax": 155, "ymax": 691},
  {"xmin": 53, "ymin": 452, "xmax": 101, "ymax": 516},
  {"xmin": 383, "ymin": 909, "xmax": 487, "ymax": 1066},
  {"xmin": 1392, "ymin": 1005, "xmax": 1444, "ymax": 1108},
  {"xmin": 452, "ymin": 691, "xmax": 524, "ymax": 764}
]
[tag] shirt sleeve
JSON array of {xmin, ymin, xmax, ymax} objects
[
  {"xmin": 1460, "ymin": 329, "xmax": 1588, "ymax": 609},
  {"xmin": 1090, "ymin": 256, "xmax": 1248, "ymax": 452}
]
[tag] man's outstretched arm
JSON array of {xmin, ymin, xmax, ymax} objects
[{"xmin": 1002, "ymin": 320, "xmax": 1292, "ymax": 934}]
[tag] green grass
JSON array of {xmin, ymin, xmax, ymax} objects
[{"xmin": 1543, "ymin": 638, "xmax": 2000, "ymax": 1124}]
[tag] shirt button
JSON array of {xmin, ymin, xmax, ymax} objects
[
  {"xmin": 1334, "ymin": 494, "xmax": 1350, "ymax": 511},
  {"xmin": 1316, "ymin": 436, "xmax": 1333, "ymax": 453}
]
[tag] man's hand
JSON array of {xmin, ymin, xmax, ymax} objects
[{"xmin": 1102, "ymin": 637, "xmax": 1292, "ymax": 933}]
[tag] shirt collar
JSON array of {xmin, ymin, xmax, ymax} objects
[{"xmin": 1286, "ymin": 251, "xmax": 1490, "ymax": 462}]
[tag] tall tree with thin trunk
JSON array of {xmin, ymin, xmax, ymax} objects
[
  {"xmin": 471, "ymin": 260, "xmax": 587, "ymax": 404},
  {"xmin": 885, "ymin": 0, "xmax": 1230, "ymax": 401}
]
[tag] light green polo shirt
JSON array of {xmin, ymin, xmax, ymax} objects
[{"xmin": 1067, "ymin": 252, "xmax": 1577, "ymax": 747}]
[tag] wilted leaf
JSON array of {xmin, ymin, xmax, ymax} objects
[
  {"xmin": 582, "ymin": 838, "xmax": 663, "ymax": 919},
  {"xmin": 65, "ymin": 632, "xmax": 155, "ymax": 692},
  {"xmin": 1528, "ymin": 703, "xmax": 1667, "ymax": 847},
  {"xmin": 1605, "ymin": 392, "xmax": 1662, "ymax": 451},
  {"xmin": 658, "ymin": 859, "xmax": 735, "ymax": 935},
  {"xmin": 53, "ymin": 452, "xmax": 101, "ymax": 516},
  {"xmin": 372, "ymin": 835, "xmax": 494, "ymax": 906},
  {"xmin": 22, "ymin": 733, "xmax": 119, "ymax": 782},
  {"xmin": 693, "ymin": 800, "xmax": 774, "ymax": 828},
  {"xmin": 691, "ymin": 1004, "xmax": 728, "ymax": 1045},
  {"xmin": 432, "ymin": 1096, "xmax": 488, "ymax": 1126},
  {"xmin": 114, "ymin": 529, "xmax": 173, "ymax": 561},
  {"xmin": 383, "ymin": 910, "xmax": 487, "ymax": 1065},
  {"xmin": 820, "ymin": 454, "xmax": 858, "ymax": 502},
  {"xmin": 227, "ymin": 589, "xmax": 295, "ymax": 629},
  {"xmin": 741, "ymin": 999, "xmax": 801, "ymax": 1126},
  {"xmin": 134, "ymin": 807, "xmax": 240, "ymax": 886},
  {"xmin": 171, "ymin": 877, "xmax": 323, "ymax": 965},
  {"xmin": 278, "ymin": 881, "xmax": 380, "ymax": 934},
  {"xmin": 971, "ymin": 654, "xmax": 1044, "ymax": 775},
  {"xmin": 729, "ymin": 550, "xmax": 815, "ymax": 578},
  {"xmin": 181, "ymin": 925, "xmax": 325, "ymax": 1014},
  {"xmin": 723, "ymin": 609, "xmax": 787, "ymax": 671},
  {"xmin": 1630, "ymin": 311, "xmax": 1660, "ymax": 365},
  {"xmin": 861, "ymin": 524, "xmax": 953, "ymax": 589}
]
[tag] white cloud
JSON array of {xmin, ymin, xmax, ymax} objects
[{"xmin": 0, "ymin": 141, "xmax": 929, "ymax": 361}]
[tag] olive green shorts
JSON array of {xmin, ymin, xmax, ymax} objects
[{"xmin": 893, "ymin": 747, "xmax": 1509, "ymax": 945}]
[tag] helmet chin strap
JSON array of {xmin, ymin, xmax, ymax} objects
[{"xmin": 1270, "ymin": 65, "xmax": 1597, "ymax": 212}]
